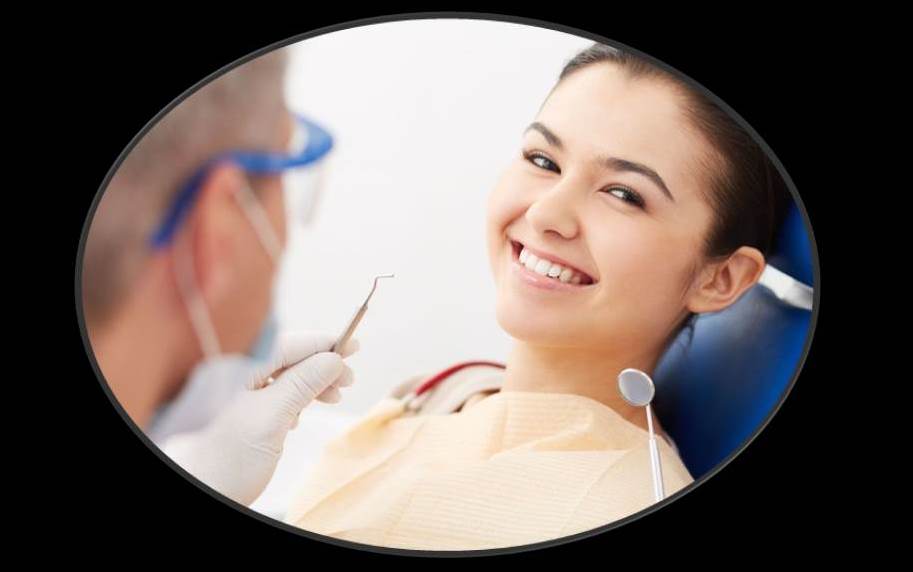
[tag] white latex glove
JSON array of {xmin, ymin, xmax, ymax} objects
[{"xmin": 160, "ymin": 331, "xmax": 358, "ymax": 506}]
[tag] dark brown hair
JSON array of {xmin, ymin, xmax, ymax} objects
[{"xmin": 557, "ymin": 43, "xmax": 791, "ymax": 350}]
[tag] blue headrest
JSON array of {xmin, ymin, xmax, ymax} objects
[
  {"xmin": 768, "ymin": 204, "xmax": 814, "ymax": 286},
  {"xmin": 653, "ymin": 200, "xmax": 815, "ymax": 479}
]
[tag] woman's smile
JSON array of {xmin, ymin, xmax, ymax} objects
[{"xmin": 507, "ymin": 238, "xmax": 598, "ymax": 293}]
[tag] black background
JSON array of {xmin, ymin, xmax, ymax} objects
[{"xmin": 53, "ymin": 9, "xmax": 841, "ymax": 564}]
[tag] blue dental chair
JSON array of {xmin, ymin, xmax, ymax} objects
[{"xmin": 653, "ymin": 201, "xmax": 816, "ymax": 479}]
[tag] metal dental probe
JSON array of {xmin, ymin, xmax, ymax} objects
[
  {"xmin": 331, "ymin": 273, "xmax": 395, "ymax": 353},
  {"xmin": 255, "ymin": 273, "xmax": 395, "ymax": 389}
]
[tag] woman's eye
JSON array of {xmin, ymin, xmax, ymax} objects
[
  {"xmin": 521, "ymin": 150, "xmax": 645, "ymax": 210},
  {"xmin": 522, "ymin": 150, "xmax": 559, "ymax": 173},
  {"xmin": 604, "ymin": 187, "xmax": 646, "ymax": 209}
]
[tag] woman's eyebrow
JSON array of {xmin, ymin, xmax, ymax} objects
[
  {"xmin": 526, "ymin": 121, "xmax": 564, "ymax": 149},
  {"xmin": 524, "ymin": 121, "xmax": 676, "ymax": 203}
]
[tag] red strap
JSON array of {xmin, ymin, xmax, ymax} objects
[{"xmin": 413, "ymin": 361, "xmax": 506, "ymax": 397}]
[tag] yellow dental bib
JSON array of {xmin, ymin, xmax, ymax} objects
[{"xmin": 285, "ymin": 390, "xmax": 695, "ymax": 550}]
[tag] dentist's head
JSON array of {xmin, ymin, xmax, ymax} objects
[
  {"xmin": 487, "ymin": 43, "xmax": 791, "ymax": 374},
  {"xmin": 82, "ymin": 49, "xmax": 294, "ymax": 427}
]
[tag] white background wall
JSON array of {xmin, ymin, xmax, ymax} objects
[{"xmin": 274, "ymin": 20, "xmax": 593, "ymax": 415}]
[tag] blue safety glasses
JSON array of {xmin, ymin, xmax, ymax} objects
[{"xmin": 149, "ymin": 113, "xmax": 334, "ymax": 249}]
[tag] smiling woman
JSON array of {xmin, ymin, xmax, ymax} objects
[
  {"xmin": 283, "ymin": 41, "xmax": 792, "ymax": 551},
  {"xmin": 492, "ymin": 43, "xmax": 791, "ymax": 363}
]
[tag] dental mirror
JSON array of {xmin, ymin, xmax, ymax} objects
[
  {"xmin": 618, "ymin": 368, "xmax": 655, "ymax": 407},
  {"xmin": 617, "ymin": 368, "xmax": 665, "ymax": 502}
]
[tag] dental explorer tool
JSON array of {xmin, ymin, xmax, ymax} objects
[
  {"xmin": 618, "ymin": 368, "xmax": 665, "ymax": 502},
  {"xmin": 255, "ymin": 274, "xmax": 395, "ymax": 390},
  {"xmin": 331, "ymin": 273, "xmax": 395, "ymax": 353}
]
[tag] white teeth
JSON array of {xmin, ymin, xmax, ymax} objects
[
  {"xmin": 534, "ymin": 259, "xmax": 551, "ymax": 275},
  {"xmin": 517, "ymin": 244, "xmax": 590, "ymax": 284}
]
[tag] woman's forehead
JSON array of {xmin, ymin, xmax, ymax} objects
[{"xmin": 535, "ymin": 63, "xmax": 712, "ymax": 199}]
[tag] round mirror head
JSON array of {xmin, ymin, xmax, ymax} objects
[{"xmin": 617, "ymin": 368, "xmax": 655, "ymax": 407}]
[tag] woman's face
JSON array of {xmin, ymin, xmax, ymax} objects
[{"xmin": 486, "ymin": 63, "xmax": 719, "ymax": 354}]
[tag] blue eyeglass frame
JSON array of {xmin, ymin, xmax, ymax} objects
[{"xmin": 148, "ymin": 113, "xmax": 334, "ymax": 249}]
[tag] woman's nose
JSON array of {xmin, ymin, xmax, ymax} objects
[{"xmin": 524, "ymin": 181, "xmax": 581, "ymax": 240}]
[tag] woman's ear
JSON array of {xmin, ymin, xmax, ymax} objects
[{"xmin": 686, "ymin": 246, "xmax": 766, "ymax": 314}]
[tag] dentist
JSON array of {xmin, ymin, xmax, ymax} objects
[{"xmin": 80, "ymin": 48, "xmax": 353, "ymax": 506}]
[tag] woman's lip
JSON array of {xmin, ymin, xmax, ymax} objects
[
  {"xmin": 509, "ymin": 240, "xmax": 597, "ymax": 284},
  {"xmin": 509, "ymin": 242, "xmax": 597, "ymax": 292}
]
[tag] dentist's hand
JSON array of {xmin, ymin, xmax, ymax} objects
[{"xmin": 161, "ymin": 331, "xmax": 358, "ymax": 506}]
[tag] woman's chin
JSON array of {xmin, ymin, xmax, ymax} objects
[{"xmin": 495, "ymin": 301, "xmax": 581, "ymax": 347}]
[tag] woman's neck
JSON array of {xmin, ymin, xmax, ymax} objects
[{"xmin": 500, "ymin": 341, "xmax": 664, "ymax": 434}]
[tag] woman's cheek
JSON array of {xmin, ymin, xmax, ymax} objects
[
  {"xmin": 592, "ymin": 239, "xmax": 661, "ymax": 307},
  {"xmin": 487, "ymin": 186, "xmax": 522, "ymax": 240},
  {"xmin": 620, "ymin": 246, "xmax": 688, "ymax": 332},
  {"xmin": 485, "ymin": 190, "xmax": 512, "ymax": 277}
]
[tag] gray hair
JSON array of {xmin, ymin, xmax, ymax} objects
[{"xmin": 82, "ymin": 48, "xmax": 289, "ymax": 328}]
